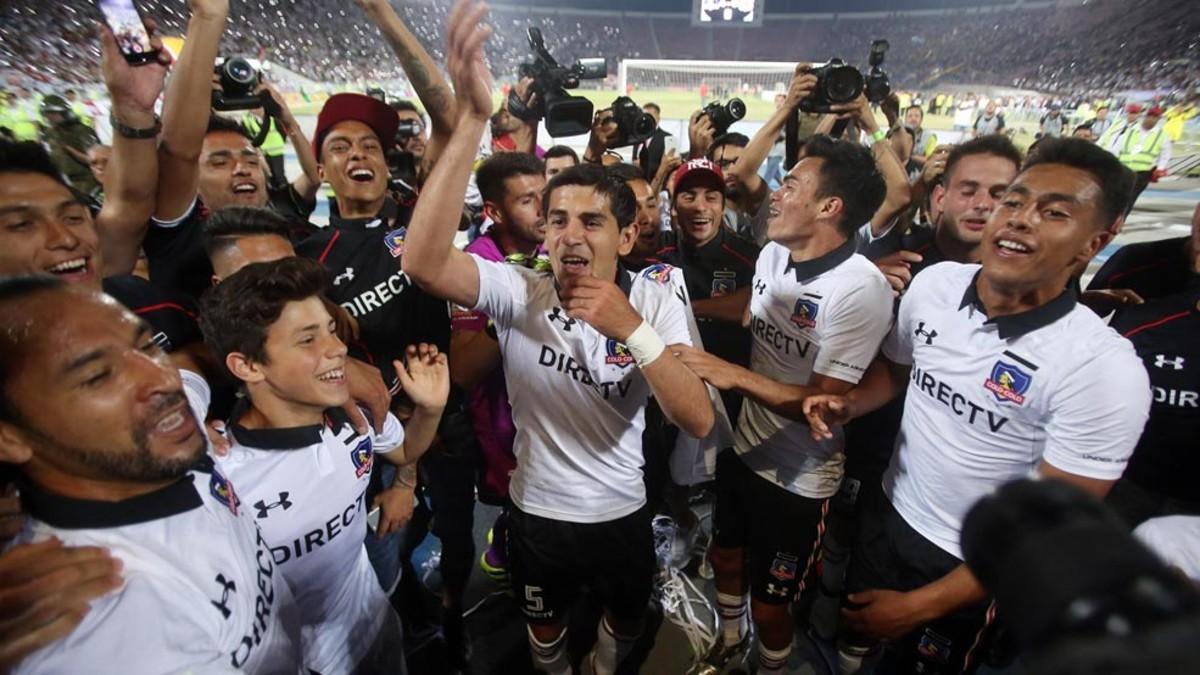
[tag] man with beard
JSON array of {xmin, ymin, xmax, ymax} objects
[
  {"xmin": 608, "ymin": 163, "xmax": 663, "ymax": 272},
  {"xmin": 451, "ymin": 152, "xmax": 545, "ymax": 586},
  {"xmin": 0, "ymin": 277, "xmax": 303, "ymax": 674}
]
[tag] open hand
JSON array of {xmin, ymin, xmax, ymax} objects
[
  {"xmin": 445, "ymin": 0, "xmax": 494, "ymax": 122},
  {"xmin": 395, "ymin": 344, "xmax": 449, "ymax": 411}
]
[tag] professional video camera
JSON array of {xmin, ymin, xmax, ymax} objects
[
  {"xmin": 608, "ymin": 96, "xmax": 658, "ymax": 147},
  {"xmin": 799, "ymin": 40, "xmax": 891, "ymax": 114},
  {"xmin": 962, "ymin": 480, "xmax": 1200, "ymax": 675},
  {"xmin": 701, "ymin": 98, "xmax": 746, "ymax": 136},
  {"xmin": 508, "ymin": 27, "xmax": 607, "ymax": 137}
]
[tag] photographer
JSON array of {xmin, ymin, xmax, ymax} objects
[
  {"xmin": 633, "ymin": 101, "xmax": 671, "ymax": 180},
  {"xmin": 543, "ymin": 144, "xmax": 579, "ymax": 180},
  {"xmin": 148, "ymin": 0, "xmax": 320, "ymax": 301}
]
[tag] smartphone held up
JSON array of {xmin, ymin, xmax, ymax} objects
[{"xmin": 97, "ymin": 0, "xmax": 159, "ymax": 65}]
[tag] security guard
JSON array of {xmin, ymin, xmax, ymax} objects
[
  {"xmin": 1, "ymin": 89, "xmax": 40, "ymax": 142},
  {"xmin": 243, "ymin": 107, "xmax": 289, "ymax": 189},
  {"xmin": 1118, "ymin": 105, "xmax": 1172, "ymax": 206},
  {"xmin": 40, "ymin": 94, "xmax": 100, "ymax": 194}
]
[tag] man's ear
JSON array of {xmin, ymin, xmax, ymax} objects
[
  {"xmin": 317, "ymin": 162, "xmax": 327, "ymax": 185},
  {"xmin": 226, "ymin": 352, "xmax": 266, "ymax": 385},
  {"xmin": 1080, "ymin": 229, "xmax": 1114, "ymax": 265},
  {"xmin": 616, "ymin": 221, "xmax": 639, "ymax": 257},
  {"xmin": 0, "ymin": 423, "xmax": 34, "ymax": 465},
  {"xmin": 931, "ymin": 183, "xmax": 946, "ymax": 214},
  {"xmin": 481, "ymin": 201, "xmax": 504, "ymax": 227}
]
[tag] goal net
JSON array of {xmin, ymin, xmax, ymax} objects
[{"xmin": 618, "ymin": 59, "xmax": 797, "ymax": 107}]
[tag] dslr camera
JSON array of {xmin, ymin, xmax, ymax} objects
[
  {"xmin": 799, "ymin": 40, "xmax": 891, "ymax": 113},
  {"xmin": 212, "ymin": 56, "xmax": 271, "ymax": 112},
  {"xmin": 508, "ymin": 27, "xmax": 607, "ymax": 137},
  {"xmin": 701, "ymin": 98, "xmax": 746, "ymax": 136},
  {"xmin": 608, "ymin": 96, "xmax": 658, "ymax": 147}
]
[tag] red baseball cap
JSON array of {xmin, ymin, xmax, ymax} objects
[
  {"xmin": 313, "ymin": 93, "xmax": 399, "ymax": 161},
  {"xmin": 672, "ymin": 158, "xmax": 725, "ymax": 196},
  {"xmin": 1147, "ymin": 106, "xmax": 1165, "ymax": 117},
  {"xmin": 1125, "ymin": 103, "xmax": 1144, "ymax": 114}
]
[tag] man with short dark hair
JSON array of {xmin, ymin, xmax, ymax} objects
[
  {"xmin": 451, "ymin": 151, "xmax": 546, "ymax": 593},
  {"xmin": 905, "ymin": 104, "xmax": 937, "ymax": 169},
  {"xmin": 970, "ymin": 101, "xmax": 1006, "ymax": 138},
  {"xmin": 401, "ymin": 10, "xmax": 713, "ymax": 671},
  {"xmin": 672, "ymin": 134, "xmax": 893, "ymax": 674},
  {"xmin": 543, "ymin": 144, "xmax": 579, "ymax": 180},
  {"xmin": 607, "ymin": 162, "xmax": 662, "ymax": 271},
  {"xmin": 805, "ymin": 138, "xmax": 1148, "ymax": 674},
  {"xmin": 0, "ymin": 277, "xmax": 303, "ymax": 674}
]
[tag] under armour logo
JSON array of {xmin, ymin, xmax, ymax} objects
[
  {"xmin": 754, "ymin": 279, "xmax": 767, "ymax": 295},
  {"xmin": 547, "ymin": 307, "xmax": 577, "ymax": 331},
  {"xmin": 253, "ymin": 492, "xmax": 293, "ymax": 519},
  {"xmin": 1154, "ymin": 354, "xmax": 1185, "ymax": 370},
  {"xmin": 333, "ymin": 267, "xmax": 355, "ymax": 286},
  {"xmin": 210, "ymin": 574, "xmax": 237, "ymax": 619},
  {"xmin": 765, "ymin": 582, "xmax": 788, "ymax": 597},
  {"xmin": 914, "ymin": 322, "xmax": 938, "ymax": 345}
]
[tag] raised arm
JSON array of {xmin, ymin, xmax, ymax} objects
[
  {"xmin": 728, "ymin": 65, "xmax": 815, "ymax": 213},
  {"xmin": 355, "ymin": 0, "xmax": 457, "ymax": 175},
  {"xmin": 155, "ymin": 0, "xmax": 229, "ymax": 220},
  {"xmin": 262, "ymin": 84, "xmax": 320, "ymax": 203},
  {"xmin": 93, "ymin": 21, "xmax": 171, "ymax": 275},
  {"xmin": 830, "ymin": 96, "xmax": 911, "ymax": 236},
  {"xmin": 398, "ymin": 0, "xmax": 492, "ymax": 308}
]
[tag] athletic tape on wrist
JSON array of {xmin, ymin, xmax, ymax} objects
[
  {"xmin": 871, "ymin": 129, "xmax": 887, "ymax": 143},
  {"xmin": 625, "ymin": 321, "xmax": 666, "ymax": 368}
]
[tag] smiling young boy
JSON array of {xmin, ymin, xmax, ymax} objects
[{"xmin": 199, "ymin": 256, "xmax": 449, "ymax": 675}]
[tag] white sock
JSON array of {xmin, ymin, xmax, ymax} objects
[
  {"xmin": 590, "ymin": 616, "xmax": 637, "ymax": 675},
  {"xmin": 758, "ymin": 642, "xmax": 792, "ymax": 674},
  {"xmin": 716, "ymin": 591, "xmax": 749, "ymax": 647},
  {"xmin": 528, "ymin": 626, "xmax": 571, "ymax": 675}
]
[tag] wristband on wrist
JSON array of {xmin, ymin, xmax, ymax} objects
[
  {"xmin": 111, "ymin": 112, "xmax": 161, "ymax": 139},
  {"xmin": 625, "ymin": 321, "xmax": 666, "ymax": 368},
  {"xmin": 871, "ymin": 129, "xmax": 887, "ymax": 143}
]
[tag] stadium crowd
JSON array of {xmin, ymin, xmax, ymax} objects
[
  {"xmin": 2, "ymin": 0, "xmax": 1198, "ymax": 95},
  {"xmin": 0, "ymin": 1, "xmax": 1197, "ymax": 675}
]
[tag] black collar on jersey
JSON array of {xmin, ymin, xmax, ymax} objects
[
  {"xmin": 20, "ymin": 472, "xmax": 203, "ymax": 530},
  {"xmin": 785, "ymin": 237, "xmax": 856, "ymax": 282},
  {"xmin": 227, "ymin": 399, "xmax": 354, "ymax": 450},
  {"xmin": 959, "ymin": 270, "xmax": 1079, "ymax": 339},
  {"xmin": 687, "ymin": 227, "xmax": 730, "ymax": 258},
  {"xmin": 329, "ymin": 197, "xmax": 400, "ymax": 231},
  {"xmin": 554, "ymin": 263, "xmax": 634, "ymax": 299}
]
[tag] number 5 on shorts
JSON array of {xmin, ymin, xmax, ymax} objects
[{"xmin": 524, "ymin": 585, "xmax": 545, "ymax": 613}]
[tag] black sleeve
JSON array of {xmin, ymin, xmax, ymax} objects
[{"xmin": 1086, "ymin": 248, "xmax": 1129, "ymax": 291}]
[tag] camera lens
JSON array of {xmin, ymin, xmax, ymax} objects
[
  {"xmin": 224, "ymin": 57, "xmax": 256, "ymax": 86},
  {"xmin": 825, "ymin": 66, "xmax": 864, "ymax": 103},
  {"xmin": 726, "ymin": 98, "xmax": 746, "ymax": 121}
]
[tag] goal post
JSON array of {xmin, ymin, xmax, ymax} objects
[{"xmin": 618, "ymin": 58, "xmax": 798, "ymax": 107}]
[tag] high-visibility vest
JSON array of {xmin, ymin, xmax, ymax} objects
[
  {"xmin": 4, "ymin": 102, "xmax": 39, "ymax": 141},
  {"xmin": 1119, "ymin": 125, "xmax": 1167, "ymax": 172},
  {"xmin": 71, "ymin": 102, "xmax": 93, "ymax": 127},
  {"xmin": 243, "ymin": 114, "xmax": 287, "ymax": 157}
]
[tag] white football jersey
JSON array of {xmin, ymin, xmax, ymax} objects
[
  {"xmin": 215, "ymin": 400, "xmax": 404, "ymax": 675},
  {"xmin": 471, "ymin": 257, "xmax": 695, "ymax": 523},
  {"xmin": 12, "ymin": 377, "xmax": 302, "ymax": 675},
  {"xmin": 735, "ymin": 240, "xmax": 893, "ymax": 498},
  {"xmin": 883, "ymin": 262, "xmax": 1151, "ymax": 558}
]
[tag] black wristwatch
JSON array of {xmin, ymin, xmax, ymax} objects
[{"xmin": 111, "ymin": 112, "xmax": 162, "ymax": 139}]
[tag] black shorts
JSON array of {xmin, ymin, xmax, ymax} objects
[
  {"xmin": 507, "ymin": 502, "xmax": 655, "ymax": 626},
  {"xmin": 711, "ymin": 450, "xmax": 829, "ymax": 606},
  {"xmin": 846, "ymin": 490, "xmax": 996, "ymax": 675}
]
